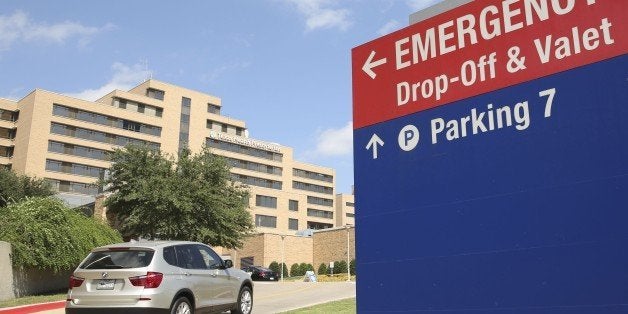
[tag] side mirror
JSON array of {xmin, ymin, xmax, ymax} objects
[{"xmin": 224, "ymin": 259, "xmax": 233, "ymax": 269}]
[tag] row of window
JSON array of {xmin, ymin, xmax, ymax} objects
[
  {"xmin": 346, "ymin": 202, "xmax": 355, "ymax": 207},
  {"xmin": 307, "ymin": 196, "xmax": 333, "ymax": 207},
  {"xmin": 112, "ymin": 98, "xmax": 163, "ymax": 118},
  {"xmin": 46, "ymin": 159, "xmax": 106, "ymax": 178},
  {"xmin": 48, "ymin": 141, "xmax": 110, "ymax": 161},
  {"xmin": 207, "ymin": 139, "xmax": 283, "ymax": 162},
  {"xmin": 50, "ymin": 123, "xmax": 161, "ymax": 150},
  {"xmin": 293, "ymin": 168, "xmax": 333, "ymax": 183},
  {"xmin": 307, "ymin": 208, "xmax": 334, "ymax": 219},
  {"xmin": 226, "ymin": 157, "xmax": 282, "ymax": 175},
  {"xmin": 207, "ymin": 120, "xmax": 245, "ymax": 136},
  {"xmin": 231, "ymin": 174, "xmax": 282, "ymax": 190},
  {"xmin": 0, "ymin": 146, "xmax": 13, "ymax": 158},
  {"xmin": 255, "ymin": 195, "xmax": 277, "ymax": 208},
  {"xmin": 0, "ymin": 110, "xmax": 18, "ymax": 122},
  {"xmin": 0, "ymin": 127, "xmax": 16, "ymax": 140},
  {"xmin": 53, "ymin": 104, "xmax": 161, "ymax": 136},
  {"xmin": 254, "ymin": 215, "xmax": 301, "ymax": 230},
  {"xmin": 293, "ymin": 181, "xmax": 333, "ymax": 195},
  {"xmin": 47, "ymin": 179, "xmax": 100, "ymax": 195},
  {"xmin": 346, "ymin": 213, "xmax": 355, "ymax": 218}
]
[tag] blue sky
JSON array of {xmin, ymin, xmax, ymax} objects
[{"xmin": 0, "ymin": 0, "xmax": 441, "ymax": 194}]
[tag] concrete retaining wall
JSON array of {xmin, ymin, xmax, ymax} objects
[{"xmin": 0, "ymin": 241, "xmax": 70, "ymax": 301}]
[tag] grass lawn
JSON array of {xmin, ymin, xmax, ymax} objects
[
  {"xmin": 281, "ymin": 298, "xmax": 356, "ymax": 313},
  {"xmin": 0, "ymin": 292, "xmax": 66, "ymax": 309}
]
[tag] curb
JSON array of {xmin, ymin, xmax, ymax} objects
[{"xmin": 0, "ymin": 301, "xmax": 65, "ymax": 314}]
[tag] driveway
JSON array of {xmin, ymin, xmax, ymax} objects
[{"xmin": 34, "ymin": 281, "xmax": 356, "ymax": 314}]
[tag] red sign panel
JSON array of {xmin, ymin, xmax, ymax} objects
[{"xmin": 352, "ymin": 0, "xmax": 628, "ymax": 129}]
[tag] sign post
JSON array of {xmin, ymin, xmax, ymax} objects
[{"xmin": 352, "ymin": 1, "xmax": 627, "ymax": 312}]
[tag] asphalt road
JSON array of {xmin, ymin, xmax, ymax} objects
[{"xmin": 35, "ymin": 281, "xmax": 356, "ymax": 314}]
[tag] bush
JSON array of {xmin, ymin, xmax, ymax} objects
[
  {"xmin": 0, "ymin": 197, "xmax": 122, "ymax": 272},
  {"xmin": 350, "ymin": 259, "xmax": 356, "ymax": 275},
  {"xmin": 318, "ymin": 263, "xmax": 327, "ymax": 275},
  {"xmin": 290, "ymin": 263, "xmax": 300, "ymax": 277},
  {"xmin": 334, "ymin": 260, "xmax": 348, "ymax": 274},
  {"xmin": 269, "ymin": 261, "xmax": 280, "ymax": 274}
]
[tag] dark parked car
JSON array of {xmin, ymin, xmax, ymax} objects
[{"xmin": 241, "ymin": 266, "xmax": 279, "ymax": 281}]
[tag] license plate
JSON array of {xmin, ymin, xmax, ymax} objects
[
  {"xmin": 270, "ymin": 277, "xmax": 275, "ymax": 280},
  {"xmin": 97, "ymin": 279, "xmax": 115, "ymax": 290}
]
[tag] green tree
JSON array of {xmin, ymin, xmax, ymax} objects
[
  {"xmin": 103, "ymin": 145, "xmax": 254, "ymax": 248},
  {"xmin": 318, "ymin": 263, "xmax": 327, "ymax": 275},
  {"xmin": 0, "ymin": 197, "xmax": 122, "ymax": 271},
  {"xmin": 0, "ymin": 168, "xmax": 54, "ymax": 207}
]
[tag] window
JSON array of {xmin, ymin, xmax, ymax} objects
[
  {"xmin": 147, "ymin": 88, "xmax": 164, "ymax": 100},
  {"xmin": 307, "ymin": 221, "xmax": 333, "ymax": 230},
  {"xmin": 293, "ymin": 168, "xmax": 334, "ymax": 183},
  {"xmin": 289, "ymin": 200, "xmax": 299, "ymax": 211},
  {"xmin": 255, "ymin": 215, "xmax": 277, "ymax": 228},
  {"xmin": 0, "ymin": 146, "xmax": 13, "ymax": 157},
  {"xmin": 289, "ymin": 218, "xmax": 299, "ymax": 230},
  {"xmin": 221, "ymin": 124, "xmax": 228, "ymax": 132},
  {"xmin": 346, "ymin": 202, "xmax": 355, "ymax": 207},
  {"xmin": 346, "ymin": 213, "xmax": 355, "ymax": 218},
  {"xmin": 50, "ymin": 123, "xmax": 160, "ymax": 150},
  {"xmin": 293, "ymin": 181, "xmax": 333, "ymax": 195},
  {"xmin": 307, "ymin": 208, "xmax": 334, "ymax": 219},
  {"xmin": 208, "ymin": 103, "xmax": 220, "ymax": 114},
  {"xmin": 307, "ymin": 196, "xmax": 333, "ymax": 207},
  {"xmin": 231, "ymin": 174, "xmax": 282, "ymax": 190},
  {"xmin": 196, "ymin": 245, "xmax": 223, "ymax": 270},
  {"xmin": 256, "ymin": 195, "xmax": 277, "ymax": 208},
  {"xmin": 0, "ymin": 109, "xmax": 18, "ymax": 122},
  {"xmin": 53, "ymin": 104, "xmax": 161, "ymax": 136}
]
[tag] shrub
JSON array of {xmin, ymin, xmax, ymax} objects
[
  {"xmin": 0, "ymin": 197, "xmax": 122, "ymax": 272},
  {"xmin": 298, "ymin": 262, "xmax": 309, "ymax": 276},
  {"xmin": 290, "ymin": 263, "xmax": 300, "ymax": 277},
  {"xmin": 334, "ymin": 260, "xmax": 348, "ymax": 274},
  {"xmin": 350, "ymin": 259, "xmax": 356, "ymax": 275},
  {"xmin": 269, "ymin": 261, "xmax": 280, "ymax": 274},
  {"xmin": 318, "ymin": 263, "xmax": 327, "ymax": 275}
]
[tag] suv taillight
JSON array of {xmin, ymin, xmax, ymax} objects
[
  {"xmin": 129, "ymin": 272, "xmax": 163, "ymax": 288},
  {"xmin": 69, "ymin": 275, "xmax": 84, "ymax": 288}
]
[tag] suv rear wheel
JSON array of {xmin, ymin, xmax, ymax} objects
[
  {"xmin": 231, "ymin": 286, "xmax": 252, "ymax": 314},
  {"xmin": 171, "ymin": 296, "xmax": 193, "ymax": 314}
]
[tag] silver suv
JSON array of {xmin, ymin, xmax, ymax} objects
[{"xmin": 65, "ymin": 241, "xmax": 253, "ymax": 314}]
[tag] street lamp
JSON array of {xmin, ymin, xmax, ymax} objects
[{"xmin": 281, "ymin": 234, "xmax": 285, "ymax": 282}]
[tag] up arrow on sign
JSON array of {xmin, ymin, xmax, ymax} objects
[
  {"xmin": 366, "ymin": 133, "xmax": 384, "ymax": 159},
  {"xmin": 362, "ymin": 51, "xmax": 387, "ymax": 79}
]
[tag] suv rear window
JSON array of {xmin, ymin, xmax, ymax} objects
[{"xmin": 79, "ymin": 250, "xmax": 154, "ymax": 269}]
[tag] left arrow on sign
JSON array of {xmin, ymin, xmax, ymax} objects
[
  {"xmin": 366, "ymin": 134, "xmax": 384, "ymax": 159},
  {"xmin": 362, "ymin": 51, "xmax": 387, "ymax": 79}
]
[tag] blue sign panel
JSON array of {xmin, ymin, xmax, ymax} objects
[{"xmin": 354, "ymin": 56, "xmax": 628, "ymax": 312}]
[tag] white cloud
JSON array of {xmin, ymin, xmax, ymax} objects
[
  {"xmin": 282, "ymin": 0, "xmax": 352, "ymax": 31},
  {"xmin": 314, "ymin": 121, "xmax": 353, "ymax": 157},
  {"xmin": 201, "ymin": 61, "xmax": 252, "ymax": 84},
  {"xmin": 406, "ymin": 0, "xmax": 443, "ymax": 11},
  {"xmin": 377, "ymin": 19, "xmax": 401, "ymax": 36},
  {"xmin": 67, "ymin": 62, "xmax": 151, "ymax": 101},
  {"xmin": 0, "ymin": 10, "xmax": 114, "ymax": 51}
]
